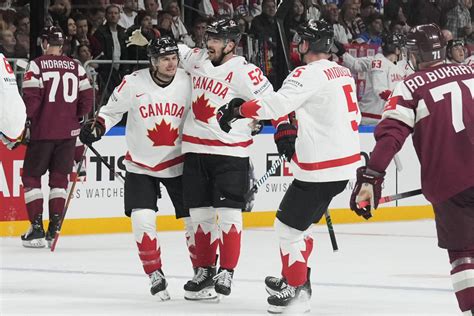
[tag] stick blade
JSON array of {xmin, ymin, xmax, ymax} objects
[{"xmin": 50, "ymin": 232, "xmax": 60, "ymax": 252}]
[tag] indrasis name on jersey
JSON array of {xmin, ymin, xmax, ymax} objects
[
  {"xmin": 139, "ymin": 102, "xmax": 185, "ymax": 119},
  {"xmin": 192, "ymin": 76, "xmax": 229, "ymax": 99}
]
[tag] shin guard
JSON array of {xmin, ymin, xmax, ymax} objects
[
  {"xmin": 131, "ymin": 209, "xmax": 162, "ymax": 275},
  {"xmin": 48, "ymin": 188, "xmax": 67, "ymax": 218},
  {"xmin": 24, "ymin": 187, "xmax": 43, "ymax": 223},
  {"xmin": 275, "ymin": 218, "xmax": 314, "ymax": 287},
  {"xmin": 217, "ymin": 208, "xmax": 242, "ymax": 270},
  {"xmin": 190, "ymin": 207, "xmax": 218, "ymax": 267},
  {"xmin": 448, "ymin": 248, "xmax": 474, "ymax": 313},
  {"xmin": 183, "ymin": 217, "xmax": 198, "ymax": 268}
]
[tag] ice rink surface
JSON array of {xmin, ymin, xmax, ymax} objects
[{"xmin": 1, "ymin": 220, "xmax": 459, "ymax": 315}]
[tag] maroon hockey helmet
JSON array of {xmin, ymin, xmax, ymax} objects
[
  {"xmin": 405, "ymin": 24, "xmax": 446, "ymax": 64},
  {"xmin": 40, "ymin": 26, "xmax": 65, "ymax": 46}
]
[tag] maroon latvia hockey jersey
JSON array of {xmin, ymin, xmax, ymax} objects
[
  {"xmin": 22, "ymin": 55, "xmax": 93, "ymax": 140},
  {"xmin": 369, "ymin": 63, "xmax": 474, "ymax": 204}
]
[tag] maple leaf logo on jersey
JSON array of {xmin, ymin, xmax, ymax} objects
[
  {"xmin": 384, "ymin": 96, "xmax": 399, "ymax": 112},
  {"xmin": 146, "ymin": 119, "xmax": 179, "ymax": 146},
  {"xmin": 192, "ymin": 94, "xmax": 215, "ymax": 123},
  {"xmin": 241, "ymin": 99, "xmax": 261, "ymax": 119}
]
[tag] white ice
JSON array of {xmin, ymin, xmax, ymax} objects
[{"xmin": 1, "ymin": 220, "xmax": 458, "ymax": 315}]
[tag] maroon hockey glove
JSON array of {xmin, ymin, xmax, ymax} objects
[
  {"xmin": 217, "ymin": 98, "xmax": 245, "ymax": 133},
  {"xmin": 79, "ymin": 118, "xmax": 106, "ymax": 145},
  {"xmin": 274, "ymin": 123, "xmax": 297, "ymax": 162},
  {"xmin": 350, "ymin": 166, "xmax": 385, "ymax": 220},
  {"xmin": 379, "ymin": 90, "xmax": 392, "ymax": 101}
]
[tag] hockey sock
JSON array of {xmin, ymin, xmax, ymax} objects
[
  {"xmin": 48, "ymin": 188, "xmax": 67, "ymax": 218},
  {"xmin": 448, "ymin": 248, "xmax": 474, "ymax": 312},
  {"xmin": 24, "ymin": 187, "xmax": 43, "ymax": 223},
  {"xmin": 183, "ymin": 216, "xmax": 198, "ymax": 268},
  {"xmin": 275, "ymin": 218, "xmax": 314, "ymax": 287},
  {"xmin": 217, "ymin": 208, "xmax": 242, "ymax": 270},
  {"xmin": 131, "ymin": 208, "xmax": 162, "ymax": 275},
  {"xmin": 190, "ymin": 207, "xmax": 218, "ymax": 267}
]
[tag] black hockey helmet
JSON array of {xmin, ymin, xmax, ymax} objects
[
  {"xmin": 206, "ymin": 18, "xmax": 241, "ymax": 43},
  {"xmin": 147, "ymin": 36, "xmax": 179, "ymax": 58},
  {"xmin": 446, "ymin": 39, "xmax": 465, "ymax": 59},
  {"xmin": 381, "ymin": 32, "xmax": 405, "ymax": 55},
  {"xmin": 405, "ymin": 23, "xmax": 446, "ymax": 64},
  {"xmin": 296, "ymin": 19, "xmax": 334, "ymax": 54},
  {"xmin": 40, "ymin": 26, "xmax": 65, "ymax": 46}
]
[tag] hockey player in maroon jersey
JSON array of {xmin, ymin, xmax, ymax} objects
[
  {"xmin": 20, "ymin": 26, "xmax": 93, "ymax": 248},
  {"xmin": 350, "ymin": 24, "xmax": 474, "ymax": 315},
  {"xmin": 80, "ymin": 37, "xmax": 194, "ymax": 300}
]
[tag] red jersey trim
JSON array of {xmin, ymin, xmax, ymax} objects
[
  {"xmin": 293, "ymin": 153, "xmax": 361, "ymax": 171},
  {"xmin": 182, "ymin": 134, "xmax": 253, "ymax": 147},
  {"xmin": 125, "ymin": 153, "xmax": 184, "ymax": 171},
  {"xmin": 361, "ymin": 112, "xmax": 382, "ymax": 119}
]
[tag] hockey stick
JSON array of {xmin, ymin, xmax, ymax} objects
[
  {"xmin": 87, "ymin": 144, "xmax": 125, "ymax": 182},
  {"xmin": 358, "ymin": 188, "xmax": 423, "ymax": 209},
  {"xmin": 244, "ymin": 154, "xmax": 286, "ymax": 200},
  {"xmin": 324, "ymin": 209, "xmax": 338, "ymax": 252}
]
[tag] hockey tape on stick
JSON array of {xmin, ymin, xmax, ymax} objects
[
  {"xmin": 243, "ymin": 154, "xmax": 286, "ymax": 201},
  {"xmin": 324, "ymin": 209, "xmax": 338, "ymax": 252},
  {"xmin": 358, "ymin": 188, "xmax": 423, "ymax": 209}
]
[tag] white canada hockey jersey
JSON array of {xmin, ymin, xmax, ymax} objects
[
  {"xmin": 98, "ymin": 68, "xmax": 191, "ymax": 178},
  {"xmin": 239, "ymin": 59, "xmax": 361, "ymax": 182},
  {"xmin": 465, "ymin": 55, "xmax": 474, "ymax": 68},
  {"xmin": 343, "ymin": 52, "xmax": 406, "ymax": 125},
  {"xmin": 0, "ymin": 53, "xmax": 26, "ymax": 139},
  {"xmin": 178, "ymin": 44, "xmax": 273, "ymax": 157}
]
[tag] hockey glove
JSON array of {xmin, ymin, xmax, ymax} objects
[
  {"xmin": 332, "ymin": 41, "xmax": 346, "ymax": 58},
  {"xmin": 379, "ymin": 90, "xmax": 392, "ymax": 101},
  {"xmin": 350, "ymin": 166, "xmax": 385, "ymax": 220},
  {"xmin": 79, "ymin": 118, "xmax": 106, "ymax": 145},
  {"xmin": 217, "ymin": 98, "xmax": 245, "ymax": 133},
  {"xmin": 274, "ymin": 123, "xmax": 297, "ymax": 162}
]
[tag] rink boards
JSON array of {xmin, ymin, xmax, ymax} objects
[{"xmin": 0, "ymin": 126, "xmax": 433, "ymax": 236}]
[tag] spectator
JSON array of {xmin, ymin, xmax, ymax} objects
[
  {"xmin": 62, "ymin": 17, "xmax": 79, "ymax": 57},
  {"xmin": 323, "ymin": 3, "xmax": 348, "ymax": 43},
  {"xmin": 340, "ymin": 0, "xmax": 364, "ymax": 42},
  {"xmin": 144, "ymin": 0, "xmax": 160, "ymax": 26},
  {"xmin": 13, "ymin": 11, "xmax": 29, "ymax": 36},
  {"xmin": 215, "ymin": 0, "xmax": 234, "ymax": 18},
  {"xmin": 14, "ymin": 31, "xmax": 28, "ymax": 57},
  {"xmin": 306, "ymin": 0, "xmax": 322, "ymax": 21},
  {"xmin": 119, "ymin": 0, "xmax": 138, "ymax": 29},
  {"xmin": 75, "ymin": 14, "xmax": 102, "ymax": 58},
  {"xmin": 286, "ymin": 0, "xmax": 306, "ymax": 42},
  {"xmin": 166, "ymin": 0, "xmax": 193, "ymax": 45},
  {"xmin": 356, "ymin": 12, "xmax": 383, "ymax": 45},
  {"xmin": 360, "ymin": 0, "xmax": 376, "ymax": 23},
  {"xmin": 249, "ymin": 0, "xmax": 277, "ymax": 42},
  {"xmin": 189, "ymin": 16, "xmax": 207, "ymax": 48},
  {"xmin": 126, "ymin": 10, "xmax": 159, "ymax": 65},
  {"xmin": 0, "ymin": 29, "xmax": 16, "ymax": 57},
  {"xmin": 88, "ymin": 7, "xmax": 106, "ymax": 35},
  {"xmin": 446, "ymin": 39, "xmax": 466, "ymax": 63},
  {"xmin": 93, "ymin": 4, "xmax": 128, "ymax": 98},
  {"xmin": 47, "ymin": 0, "xmax": 72, "ymax": 28},
  {"xmin": 156, "ymin": 10, "xmax": 174, "ymax": 38},
  {"xmin": 445, "ymin": 0, "xmax": 472, "ymax": 39}
]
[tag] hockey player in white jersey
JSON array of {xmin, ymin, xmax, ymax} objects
[
  {"xmin": 335, "ymin": 32, "xmax": 407, "ymax": 125},
  {"xmin": 79, "ymin": 37, "xmax": 194, "ymax": 300},
  {"xmin": 217, "ymin": 20, "xmax": 361, "ymax": 313},
  {"xmin": 177, "ymin": 18, "xmax": 274, "ymax": 300},
  {"xmin": 446, "ymin": 39, "xmax": 466, "ymax": 64},
  {"xmin": 0, "ymin": 53, "xmax": 27, "ymax": 149}
]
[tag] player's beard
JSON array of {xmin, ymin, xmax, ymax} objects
[{"xmin": 209, "ymin": 47, "xmax": 231, "ymax": 66}]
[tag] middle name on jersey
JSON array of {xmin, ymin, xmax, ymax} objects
[
  {"xmin": 192, "ymin": 76, "xmax": 229, "ymax": 99},
  {"xmin": 139, "ymin": 102, "xmax": 185, "ymax": 119}
]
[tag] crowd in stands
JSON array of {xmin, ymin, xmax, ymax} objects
[{"xmin": 1, "ymin": 0, "xmax": 473, "ymax": 101}]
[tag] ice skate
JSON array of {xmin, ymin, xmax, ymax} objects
[
  {"xmin": 45, "ymin": 214, "xmax": 61, "ymax": 248},
  {"xmin": 184, "ymin": 266, "xmax": 217, "ymax": 300},
  {"xmin": 213, "ymin": 268, "xmax": 234, "ymax": 297},
  {"xmin": 265, "ymin": 268, "xmax": 311, "ymax": 296},
  {"xmin": 149, "ymin": 269, "xmax": 170, "ymax": 301},
  {"xmin": 21, "ymin": 217, "xmax": 45, "ymax": 248},
  {"xmin": 267, "ymin": 284, "xmax": 311, "ymax": 314}
]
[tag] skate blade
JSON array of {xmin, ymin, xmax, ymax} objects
[
  {"xmin": 184, "ymin": 287, "xmax": 218, "ymax": 301},
  {"xmin": 267, "ymin": 298, "xmax": 310, "ymax": 314},
  {"xmin": 153, "ymin": 289, "xmax": 171, "ymax": 301},
  {"xmin": 22, "ymin": 239, "xmax": 46, "ymax": 248}
]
